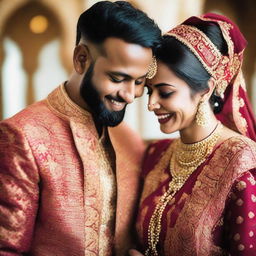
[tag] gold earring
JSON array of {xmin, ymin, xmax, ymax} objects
[
  {"xmin": 195, "ymin": 101, "xmax": 210, "ymax": 127},
  {"xmin": 146, "ymin": 56, "xmax": 157, "ymax": 79}
]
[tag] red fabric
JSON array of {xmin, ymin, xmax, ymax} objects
[
  {"xmin": 223, "ymin": 172, "xmax": 256, "ymax": 255},
  {"xmin": 137, "ymin": 14, "xmax": 256, "ymax": 256},
  {"xmin": 136, "ymin": 138, "xmax": 256, "ymax": 255},
  {"xmin": 184, "ymin": 13, "xmax": 247, "ymax": 54}
]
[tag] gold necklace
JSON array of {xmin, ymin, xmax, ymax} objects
[{"xmin": 145, "ymin": 122, "xmax": 222, "ymax": 256}]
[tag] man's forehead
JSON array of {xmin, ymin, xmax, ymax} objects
[
  {"xmin": 83, "ymin": 37, "xmax": 152, "ymax": 61},
  {"xmin": 102, "ymin": 37, "xmax": 151, "ymax": 58},
  {"xmin": 103, "ymin": 39, "xmax": 152, "ymax": 75},
  {"xmin": 84, "ymin": 37, "xmax": 152, "ymax": 78}
]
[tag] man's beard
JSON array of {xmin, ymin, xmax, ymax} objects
[{"xmin": 80, "ymin": 64, "xmax": 126, "ymax": 127}]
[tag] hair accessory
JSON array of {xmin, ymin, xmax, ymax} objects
[
  {"xmin": 166, "ymin": 24, "xmax": 241, "ymax": 99},
  {"xmin": 146, "ymin": 56, "xmax": 157, "ymax": 79}
]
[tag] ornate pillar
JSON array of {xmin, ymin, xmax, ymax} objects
[{"xmin": 22, "ymin": 56, "xmax": 38, "ymax": 105}]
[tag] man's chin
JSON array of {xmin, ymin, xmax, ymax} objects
[
  {"xmin": 98, "ymin": 115, "xmax": 124, "ymax": 127},
  {"xmin": 97, "ymin": 108, "xmax": 125, "ymax": 127},
  {"xmin": 105, "ymin": 120, "xmax": 122, "ymax": 127}
]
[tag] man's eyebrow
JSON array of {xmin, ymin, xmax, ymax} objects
[{"xmin": 107, "ymin": 71, "xmax": 147, "ymax": 79}]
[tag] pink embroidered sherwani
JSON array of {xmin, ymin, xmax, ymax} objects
[{"xmin": 0, "ymin": 84, "xmax": 145, "ymax": 256}]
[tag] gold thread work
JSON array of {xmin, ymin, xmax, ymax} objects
[
  {"xmin": 195, "ymin": 101, "xmax": 211, "ymax": 127},
  {"xmin": 146, "ymin": 56, "xmax": 157, "ymax": 79},
  {"xmin": 145, "ymin": 122, "xmax": 223, "ymax": 256},
  {"xmin": 165, "ymin": 24, "xmax": 241, "ymax": 98}
]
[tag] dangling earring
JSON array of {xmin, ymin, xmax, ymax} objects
[{"xmin": 195, "ymin": 101, "xmax": 210, "ymax": 127}]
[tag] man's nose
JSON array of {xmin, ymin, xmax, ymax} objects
[{"xmin": 119, "ymin": 82, "xmax": 135, "ymax": 104}]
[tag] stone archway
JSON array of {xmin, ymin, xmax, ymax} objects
[
  {"xmin": 2, "ymin": 1, "xmax": 60, "ymax": 105},
  {"xmin": 0, "ymin": 0, "xmax": 83, "ymax": 119}
]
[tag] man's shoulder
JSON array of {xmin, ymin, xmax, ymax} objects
[
  {"xmin": 1, "ymin": 85, "xmax": 64, "ymax": 128},
  {"xmin": 0, "ymin": 97, "xmax": 65, "ymax": 138},
  {"xmin": 1, "ymin": 100, "xmax": 50, "ymax": 126}
]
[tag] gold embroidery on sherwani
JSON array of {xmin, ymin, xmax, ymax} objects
[
  {"xmin": 164, "ymin": 136, "xmax": 256, "ymax": 256},
  {"xmin": 98, "ymin": 132, "xmax": 116, "ymax": 256},
  {"xmin": 47, "ymin": 84, "xmax": 116, "ymax": 256},
  {"xmin": 47, "ymin": 84, "xmax": 93, "ymax": 124},
  {"xmin": 0, "ymin": 125, "xmax": 39, "ymax": 246}
]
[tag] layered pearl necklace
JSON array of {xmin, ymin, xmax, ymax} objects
[{"xmin": 145, "ymin": 122, "xmax": 223, "ymax": 256}]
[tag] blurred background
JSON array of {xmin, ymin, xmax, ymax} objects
[{"xmin": 0, "ymin": 0, "xmax": 255, "ymax": 139}]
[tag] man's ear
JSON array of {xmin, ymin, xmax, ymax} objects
[{"xmin": 73, "ymin": 44, "xmax": 90, "ymax": 74}]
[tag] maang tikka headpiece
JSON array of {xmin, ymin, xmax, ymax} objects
[
  {"xmin": 146, "ymin": 56, "xmax": 157, "ymax": 79},
  {"xmin": 165, "ymin": 19, "xmax": 242, "ymax": 98}
]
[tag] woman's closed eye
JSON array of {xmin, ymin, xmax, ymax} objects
[{"xmin": 159, "ymin": 91, "xmax": 174, "ymax": 98}]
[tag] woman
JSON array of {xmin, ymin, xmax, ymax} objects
[{"xmin": 130, "ymin": 13, "xmax": 256, "ymax": 256}]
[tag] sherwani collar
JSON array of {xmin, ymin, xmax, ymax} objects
[
  {"xmin": 46, "ymin": 83, "xmax": 109, "ymax": 141},
  {"xmin": 46, "ymin": 83, "xmax": 116, "ymax": 256}
]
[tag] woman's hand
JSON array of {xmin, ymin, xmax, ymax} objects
[{"xmin": 128, "ymin": 249, "xmax": 144, "ymax": 256}]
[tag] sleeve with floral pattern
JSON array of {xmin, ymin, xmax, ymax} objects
[
  {"xmin": 0, "ymin": 122, "xmax": 40, "ymax": 255},
  {"xmin": 225, "ymin": 169, "xmax": 256, "ymax": 255}
]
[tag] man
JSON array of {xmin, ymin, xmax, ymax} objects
[{"xmin": 0, "ymin": 1, "xmax": 161, "ymax": 256}]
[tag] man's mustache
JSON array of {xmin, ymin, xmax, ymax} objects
[{"xmin": 106, "ymin": 95, "xmax": 126, "ymax": 103}]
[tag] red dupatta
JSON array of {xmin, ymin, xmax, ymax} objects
[{"xmin": 167, "ymin": 13, "xmax": 256, "ymax": 141}]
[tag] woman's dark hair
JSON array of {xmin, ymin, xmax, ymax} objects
[
  {"xmin": 156, "ymin": 22, "xmax": 228, "ymax": 113},
  {"xmin": 76, "ymin": 1, "xmax": 161, "ymax": 52}
]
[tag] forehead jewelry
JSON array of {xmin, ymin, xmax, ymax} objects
[
  {"xmin": 166, "ymin": 23, "xmax": 240, "ymax": 98},
  {"xmin": 146, "ymin": 56, "xmax": 157, "ymax": 79}
]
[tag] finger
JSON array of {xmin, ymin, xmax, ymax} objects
[{"xmin": 128, "ymin": 249, "xmax": 144, "ymax": 256}]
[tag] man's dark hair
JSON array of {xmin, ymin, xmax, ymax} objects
[{"xmin": 76, "ymin": 1, "xmax": 161, "ymax": 51}]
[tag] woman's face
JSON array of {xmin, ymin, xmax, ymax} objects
[{"xmin": 146, "ymin": 61, "xmax": 201, "ymax": 134}]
